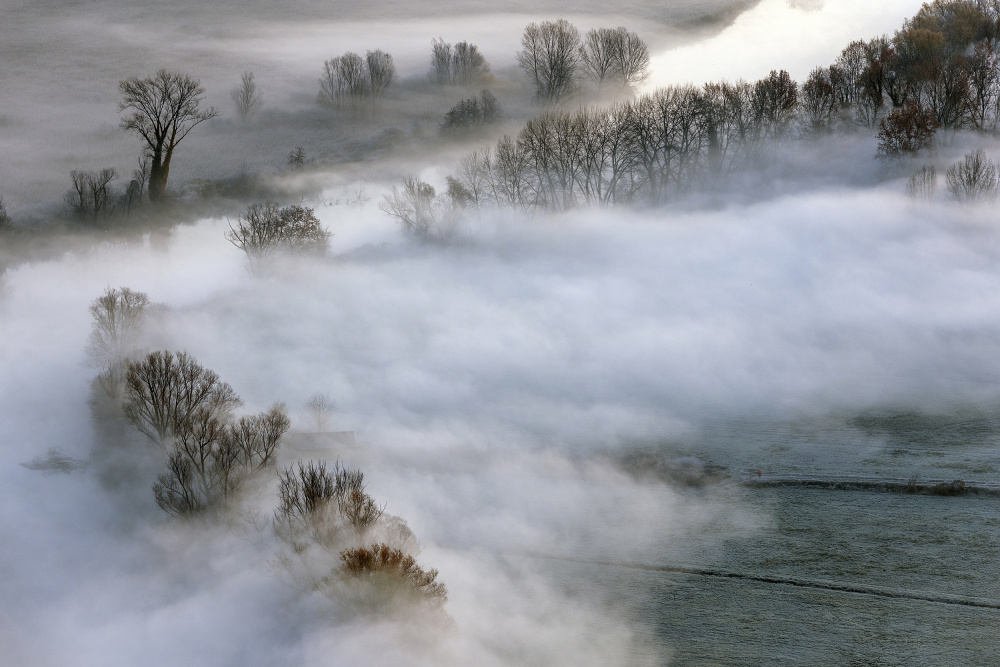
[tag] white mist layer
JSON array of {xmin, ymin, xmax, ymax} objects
[
  {"xmin": 4, "ymin": 184, "xmax": 1000, "ymax": 663},
  {"xmin": 649, "ymin": 0, "xmax": 925, "ymax": 87}
]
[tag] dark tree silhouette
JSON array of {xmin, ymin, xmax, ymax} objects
[{"xmin": 118, "ymin": 70, "xmax": 219, "ymax": 202}]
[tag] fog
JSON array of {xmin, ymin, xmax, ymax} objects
[{"xmin": 9, "ymin": 0, "xmax": 1000, "ymax": 664}]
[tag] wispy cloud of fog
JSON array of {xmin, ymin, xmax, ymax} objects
[{"xmin": 4, "ymin": 173, "xmax": 1000, "ymax": 662}]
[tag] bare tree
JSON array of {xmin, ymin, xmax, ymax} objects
[
  {"xmin": 305, "ymin": 393, "xmax": 335, "ymax": 431},
  {"xmin": 946, "ymin": 149, "xmax": 999, "ymax": 202},
  {"xmin": 366, "ymin": 50, "xmax": 396, "ymax": 102},
  {"xmin": 123, "ymin": 350, "xmax": 242, "ymax": 444},
  {"xmin": 154, "ymin": 402, "xmax": 290, "ymax": 516},
  {"xmin": 319, "ymin": 53, "xmax": 369, "ymax": 107},
  {"xmin": 287, "ymin": 146, "xmax": 306, "ymax": 169},
  {"xmin": 86, "ymin": 286, "xmax": 150, "ymax": 371},
  {"xmin": 118, "ymin": 70, "xmax": 219, "ymax": 202},
  {"xmin": 226, "ymin": 202, "xmax": 330, "ymax": 270},
  {"xmin": 231, "ymin": 71, "xmax": 263, "ymax": 121},
  {"xmin": 431, "ymin": 38, "xmax": 452, "ymax": 85},
  {"xmin": 452, "ymin": 41, "xmax": 490, "ymax": 86},
  {"xmin": 517, "ymin": 19, "xmax": 581, "ymax": 103},
  {"xmin": 379, "ymin": 177, "xmax": 442, "ymax": 237},
  {"xmin": 906, "ymin": 165, "xmax": 938, "ymax": 200}
]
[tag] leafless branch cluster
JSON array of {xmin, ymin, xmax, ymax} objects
[
  {"xmin": 226, "ymin": 202, "xmax": 330, "ymax": 270},
  {"xmin": 273, "ymin": 460, "xmax": 443, "ymax": 612},
  {"xmin": 123, "ymin": 350, "xmax": 243, "ymax": 444},
  {"xmin": 231, "ymin": 71, "xmax": 263, "ymax": 121},
  {"xmin": 430, "ymin": 39, "xmax": 491, "ymax": 86},
  {"xmin": 946, "ymin": 148, "xmax": 999, "ymax": 202},
  {"xmin": 318, "ymin": 50, "xmax": 396, "ymax": 110}
]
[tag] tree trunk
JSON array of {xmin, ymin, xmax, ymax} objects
[{"xmin": 148, "ymin": 152, "xmax": 166, "ymax": 202}]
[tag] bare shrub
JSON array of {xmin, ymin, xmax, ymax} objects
[
  {"xmin": 274, "ymin": 460, "xmax": 365, "ymax": 550},
  {"xmin": 366, "ymin": 50, "xmax": 396, "ymax": 101},
  {"xmin": 946, "ymin": 149, "xmax": 999, "ymax": 202},
  {"xmin": 226, "ymin": 202, "xmax": 330, "ymax": 270},
  {"xmin": 906, "ymin": 165, "xmax": 938, "ymax": 200},
  {"xmin": 231, "ymin": 71, "xmax": 263, "ymax": 121},
  {"xmin": 340, "ymin": 544, "xmax": 448, "ymax": 609}
]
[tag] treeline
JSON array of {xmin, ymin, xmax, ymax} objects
[
  {"xmin": 414, "ymin": 0, "xmax": 1000, "ymax": 214},
  {"xmin": 443, "ymin": 71, "xmax": 799, "ymax": 211}
]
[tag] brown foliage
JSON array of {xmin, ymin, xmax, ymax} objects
[
  {"xmin": 340, "ymin": 543, "xmax": 448, "ymax": 605},
  {"xmin": 877, "ymin": 100, "xmax": 939, "ymax": 157}
]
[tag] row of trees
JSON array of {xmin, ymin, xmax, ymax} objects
[
  {"xmin": 318, "ymin": 50, "xmax": 397, "ymax": 110},
  {"xmin": 429, "ymin": 70, "xmax": 798, "ymax": 211},
  {"xmin": 64, "ymin": 157, "xmax": 149, "ymax": 223},
  {"xmin": 802, "ymin": 1, "xmax": 1000, "ymax": 137}
]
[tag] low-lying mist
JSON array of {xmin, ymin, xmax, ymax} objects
[{"xmin": 4, "ymin": 174, "xmax": 1000, "ymax": 663}]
